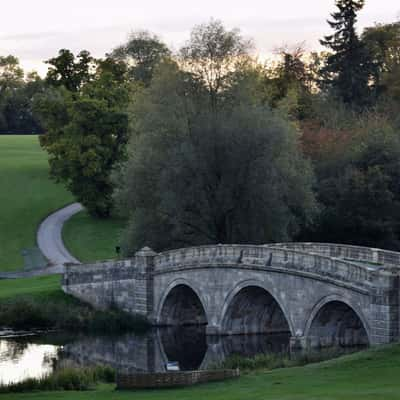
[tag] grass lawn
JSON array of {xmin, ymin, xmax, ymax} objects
[
  {"xmin": 0, "ymin": 275, "xmax": 61, "ymax": 300},
  {"xmin": 0, "ymin": 135, "xmax": 125, "ymax": 270},
  {"xmin": 63, "ymin": 210, "xmax": 125, "ymax": 262},
  {"xmin": 0, "ymin": 135, "xmax": 73, "ymax": 271},
  {"xmin": 1, "ymin": 343, "xmax": 400, "ymax": 399}
]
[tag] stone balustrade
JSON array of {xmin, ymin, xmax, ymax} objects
[{"xmin": 154, "ymin": 244, "xmax": 374, "ymax": 291}]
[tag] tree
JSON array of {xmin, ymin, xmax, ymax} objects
[
  {"xmin": 320, "ymin": 0, "xmax": 372, "ymax": 105},
  {"xmin": 35, "ymin": 61, "xmax": 129, "ymax": 217},
  {"xmin": 116, "ymin": 61, "xmax": 316, "ymax": 253},
  {"xmin": 362, "ymin": 22, "xmax": 400, "ymax": 90},
  {"xmin": 180, "ymin": 19, "xmax": 253, "ymax": 110},
  {"xmin": 45, "ymin": 49, "xmax": 95, "ymax": 92},
  {"xmin": 362, "ymin": 22, "xmax": 400, "ymax": 106},
  {"xmin": 265, "ymin": 45, "xmax": 314, "ymax": 120},
  {"xmin": 0, "ymin": 55, "xmax": 24, "ymax": 132},
  {"xmin": 111, "ymin": 31, "xmax": 170, "ymax": 85},
  {"xmin": 303, "ymin": 113, "xmax": 400, "ymax": 250}
]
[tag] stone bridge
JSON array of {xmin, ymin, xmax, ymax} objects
[{"xmin": 62, "ymin": 243, "xmax": 400, "ymax": 348}]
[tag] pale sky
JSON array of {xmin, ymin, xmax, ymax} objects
[{"xmin": 1, "ymin": 0, "xmax": 399, "ymax": 75}]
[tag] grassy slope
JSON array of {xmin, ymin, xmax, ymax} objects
[
  {"xmin": 62, "ymin": 210, "xmax": 125, "ymax": 262},
  {"xmin": 0, "ymin": 135, "xmax": 73, "ymax": 271},
  {"xmin": 0, "ymin": 135, "xmax": 124, "ymax": 269},
  {"xmin": 0, "ymin": 275, "xmax": 61, "ymax": 300},
  {"xmin": 1, "ymin": 344, "xmax": 400, "ymax": 399}
]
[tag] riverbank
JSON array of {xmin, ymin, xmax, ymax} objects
[
  {"xmin": 0, "ymin": 276, "xmax": 149, "ymax": 334},
  {"xmin": 0, "ymin": 343, "xmax": 399, "ymax": 399}
]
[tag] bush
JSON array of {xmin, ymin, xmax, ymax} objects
[{"xmin": 0, "ymin": 292, "xmax": 149, "ymax": 334}]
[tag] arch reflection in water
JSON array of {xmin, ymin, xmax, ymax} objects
[{"xmin": 61, "ymin": 328, "xmax": 290, "ymax": 373}]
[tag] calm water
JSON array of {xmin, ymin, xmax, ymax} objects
[
  {"xmin": 0, "ymin": 328, "xmax": 291, "ymax": 384},
  {"xmin": 0, "ymin": 327, "xmax": 366, "ymax": 385}
]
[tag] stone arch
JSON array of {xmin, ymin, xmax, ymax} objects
[
  {"xmin": 157, "ymin": 280, "xmax": 208, "ymax": 326},
  {"xmin": 305, "ymin": 295, "xmax": 370, "ymax": 347},
  {"xmin": 220, "ymin": 280, "xmax": 293, "ymax": 335}
]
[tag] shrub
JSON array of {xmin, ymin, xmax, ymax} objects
[{"xmin": 0, "ymin": 292, "xmax": 149, "ymax": 334}]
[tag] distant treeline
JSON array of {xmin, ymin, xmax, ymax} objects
[{"xmin": 0, "ymin": 56, "xmax": 45, "ymax": 134}]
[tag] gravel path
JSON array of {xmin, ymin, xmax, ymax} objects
[
  {"xmin": 37, "ymin": 202, "xmax": 83, "ymax": 268},
  {"xmin": 0, "ymin": 203, "xmax": 83, "ymax": 279}
]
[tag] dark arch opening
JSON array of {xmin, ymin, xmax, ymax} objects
[
  {"xmin": 308, "ymin": 301, "xmax": 369, "ymax": 348},
  {"xmin": 222, "ymin": 286, "xmax": 291, "ymax": 335},
  {"xmin": 159, "ymin": 285, "xmax": 207, "ymax": 326},
  {"xmin": 160, "ymin": 326, "xmax": 207, "ymax": 370}
]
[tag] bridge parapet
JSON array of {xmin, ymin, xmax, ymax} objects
[
  {"xmin": 272, "ymin": 243, "xmax": 400, "ymax": 268},
  {"xmin": 154, "ymin": 245, "xmax": 376, "ymax": 292}
]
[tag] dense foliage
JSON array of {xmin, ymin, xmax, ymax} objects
[
  {"xmin": 0, "ymin": 56, "xmax": 44, "ymax": 134},
  {"xmin": 0, "ymin": 290, "xmax": 149, "ymax": 333},
  {"xmin": 320, "ymin": 0, "xmax": 372, "ymax": 105},
  {"xmin": 111, "ymin": 31, "xmax": 171, "ymax": 85},
  {"xmin": 116, "ymin": 60, "xmax": 316, "ymax": 252},
  {"xmin": 2, "ymin": 3, "xmax": 400, "ymax": 251},
  {"xmin": 35, "ymin": 53, "xmax": 129, "ymax": 217}
]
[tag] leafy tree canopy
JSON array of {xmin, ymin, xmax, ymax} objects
[
  {"xmin": 45, "ymin": 49, "xmax": 95, "ymax": 92},
  {"xmin": 35, "ymin": 59, "xmax": 129, "ymax": 217},
  {"xmin": 116, "ymin": 57, "xmax": 316, "ymax": 253},
  {"xmin": 111, "ymin": 31, "xmax": 170, "ymax": 85}
]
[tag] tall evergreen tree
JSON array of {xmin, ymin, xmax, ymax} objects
[{"xmin": 320, "ymin": 0, "xmax": 371, "ymax": 105}]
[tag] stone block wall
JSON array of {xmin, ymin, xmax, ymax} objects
[{"xmin": 62, "ymin": 247, "xmax": 156, "ymax": 318}]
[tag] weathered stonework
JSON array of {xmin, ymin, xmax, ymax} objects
[{"xmin": 62, "ymin": 243, "xmax": 400, "ymax": 348}]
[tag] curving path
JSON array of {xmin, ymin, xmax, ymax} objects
[{"xmin": 37, "ymin": 202, "xmax": 83, "ymax": 271}]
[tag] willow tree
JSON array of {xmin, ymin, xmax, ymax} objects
[{"xmin": 116, "ymin": 61, "xmax": 316, "ymax": 253}]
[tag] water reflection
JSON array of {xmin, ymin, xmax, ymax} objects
[
  {"xmin": 1, "ymin": 327, "xmax": 359, "ymax": 385},
  {"xmin": 0, "ymin": 338, "xmax": 58, "ymax": 384}
]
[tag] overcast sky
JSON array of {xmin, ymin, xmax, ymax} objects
[{"xmin": 1, "ymin": 0, "xmax": 399, "ymax": 75}]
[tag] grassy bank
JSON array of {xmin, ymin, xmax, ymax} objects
[
  {"xmin": 62, "ymin": 210, "xmax": 125, "ymax": 263},
  {"xmin": 0, "ymin": 275, "xmax": 60, "ymax": 299},
  {"xmin": 0, "ymin": 366, "xmax": 115, "ymax": 393},
  {"xmin": 0, "ymin": 135, "xmax": 73, "ymax": 271},
  {"xmin": 0, "ymin": 276, "xmax": 148, "ymax": 334},
  {"xmin": 0, "ymin": 343, "xmax": 399, "ymax": 399}
]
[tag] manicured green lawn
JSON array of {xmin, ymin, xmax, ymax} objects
[
  {"xmin": 0, "ymin": 135, "xmax": 73, "ymax": 271},
  {"xmin": 1, "ymin": 344, "xmax": 400, "ymax": 399},
  {"xmin": 62, "ymin": 210, "xmax": 125, "ymax": 262},
  {"xmin": 0, "ymin": 275, "xmax": 61, "ymax": 300},
  {"xmin": 0, "ymin": 135, "xmax": 125, "ymax": 270}
]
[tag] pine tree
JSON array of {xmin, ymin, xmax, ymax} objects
[{"xmin": 320, "ymin": 0, "xmax": 371, "ymax": 105}]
